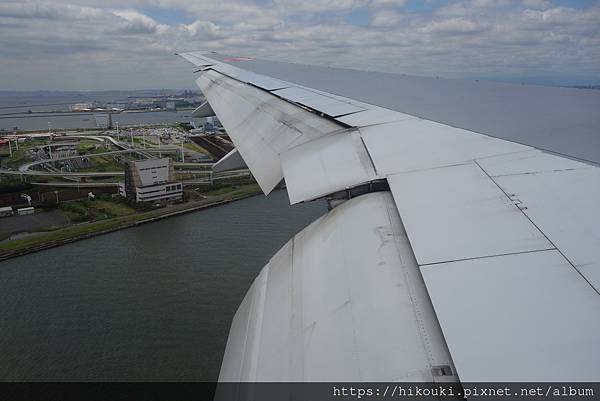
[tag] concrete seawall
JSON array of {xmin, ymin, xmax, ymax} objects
[{"xmin": 0, "ymin": 192, "xmax": 260, "ymax": 262}]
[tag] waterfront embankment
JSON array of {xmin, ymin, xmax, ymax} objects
[
  {"xmin": 0, "ymin": 190, "xmax": 327, "ymax": 381},
  {"xmin": 0, "ymin": 184, "xmax": 262, "ymax": 261}
]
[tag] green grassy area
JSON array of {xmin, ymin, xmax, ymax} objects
[
  {"xmin": 76, "ymin": 140, "xmax": 106, "ymax": 155},
  {"xmin": 58, "ymin": 197, "xmax": 137, "ymax": 222},
  {"xmin": 175, "ymin": 163, "xmax": 212, "ymax": 171},
  {"xmin": 0, "ymin": 216, "xmax": 142, "ymax": 251},
  {"xmin": 77, "ymin": 154, "xmax": 123, "ymax": 172},
  {"xmin": 2, "ymin": 140, "xmax": 42, "ymax": 168},
  {"xmin": 130, "ymin": 137, "xmax": 159, "ymax": 148},
  {"xmin": 92, "ymin": 200, "xmax": 137, "ymax": 216},
  {"xmin": 1, "ymin": 139, "xmax": 58, "ymax": 169},
  {"xmin": 185, "ymin": 182, "xmax": 261, "ymax": 200},
  {"xmin": 0, "ymin": 176, "xmax": 32, "ymax": 194},
  {"xmin": 3, "ymin": 148, "xmax": 28, "ymax": 169},
  {"xmin": 175, "ymin": 171, "xmax": 210, "ymax": 180},
  {"xmin": 201, "ymin": 185, "xmax": 245, "ymax": 196},
  {"xmin": 183, "ymin": 142, "xmax": 209, "ymax": 155},
  {"xmin": 211, "ymin": 183, "xmax": 261, "ymax": 199},
  {"xmin": 183, "ymin": 189, "xmax": 207, "ymax": 201},
  {"xmin": 0, "ymin": 184, "xmax": 261, "ymax": 255},
  {"xmin": 1, "ymin": 138, "xmax": 121, "ymax": 172}
]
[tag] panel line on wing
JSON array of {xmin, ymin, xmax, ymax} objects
[
  {"xmin": 420, "ymin": 249, "xmax": 600, "ymax": 382},
  {"xmin": 419, "ymin": 247, "xmax": 556, "ymax": 268},
  {"xmin": 387, "ymin": 162, "xmax": 553, "ymax": 266},
  {"xmin": 359, "ymin": 134, "xmax": 379, "ymax": 176},
  {"xmin": 473, "ymin": 159, "xmax": 600, "ymax": 296}
]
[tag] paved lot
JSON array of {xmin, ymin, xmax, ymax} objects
[{"xmin": 0, "ymin": 210, "xmax": 68, "ymax": 236}]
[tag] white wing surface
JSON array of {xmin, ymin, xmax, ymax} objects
[{"xmin": 179, "ymin": 51, "xmax": 600, "ymax": 382}]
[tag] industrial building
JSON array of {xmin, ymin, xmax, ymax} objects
[
  {"xmin": 94, "ymin": 113, "xmax": 113, "ymax": 129},
  {"xmin": 123, "ymin": 158, "xmax": 182, "ymax": 203},
  {"xmin": 17, "ymin": 207, "xmax": 34, "ymax": 216},
  {"xmin": 70, "ymin": 102, "xmax": 96, "ymax": 112}
]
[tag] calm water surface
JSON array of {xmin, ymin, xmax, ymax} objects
[
  {"xmin": 0, "ymin": 191, "xmax": 326, "ymax": 381},
  {"xmin": 0, "ymin": 91, "xmax": 201, "ymax": 131},
  {"xmin": 0, "ymin": 110, "xmax": 196, "ymax": 131}
]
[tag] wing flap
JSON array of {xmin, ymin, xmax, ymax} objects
[
  {"xmin": 281, "ymin": 130, "xmax": 377, "ymax": 204},
  {"xmin": 195, "ymin": 69, "xmax": 341, "ymax": 194},
  {"xmin": 421, "ymin": 250, "xmax": 600, "ymax": 381},
  {"xmin": 191, "ymin": 101, "xmax": 215, "ymax": 118}
]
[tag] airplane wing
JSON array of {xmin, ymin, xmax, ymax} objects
[{"xmin": 178, "ymin": 51, "xmax": 600, "ymax": 382}]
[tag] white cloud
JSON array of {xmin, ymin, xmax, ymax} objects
[
  {"xmin": 112, "ymin": 10, "xmax": 166, "ymax": 34},
  {"xmin": 470, "ymin": 0, "xmax": 511, "ymax": 8},
  {"xmin": 183, "ymin": 20, "xmax": 221, "ymax": 39},
  {"xmin": 422, "ymin": 18, "xmax": 483, "ymax": 35},
  {"xmin": 0, "ymin": 0, "xmax": 598, "ymax": 90},
  {"xmin": 369, "ymin": 0, "xmax": 408, "ymax": 9},
  {"xmin": 273, "ymin": 0, "xmax": 367, "ymax": 13},
  {"xmin": 371, "ymin": 9, "xmax": 407, "ymax": 27}
]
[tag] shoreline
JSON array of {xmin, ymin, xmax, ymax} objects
[{"xmin": 0, "ymin": 186, "xmax": 262, "ymax": 262}]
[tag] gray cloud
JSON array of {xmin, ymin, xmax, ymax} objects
[{"xmin": 0, "ymin": 0, "xmax": 598, "ymax": 90}]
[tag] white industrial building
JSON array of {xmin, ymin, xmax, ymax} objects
[
  {"xmin": 17, "ymin": 207, "xmax": 34, "ymax": 215},
  {"xmin": 123, "ymin": 158, "xmax": 182, "ymax": 203}
]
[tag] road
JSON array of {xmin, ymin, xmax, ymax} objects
[
  {"xmin": 29, "ymin": 170, "xmax": 251, "ymax": 188},
  {"xmin": 0, "ymin": 132, "xmax": 246, "ymax": 185}
]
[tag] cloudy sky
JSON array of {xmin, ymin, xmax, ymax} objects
[{"xmin": 1, "ymin": 0, "xmax": 599, "ymax": 90}]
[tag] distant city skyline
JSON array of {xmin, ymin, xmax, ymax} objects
[{"xmin": 1, "ymin": 0, "xmax": 599, "ymax": 90}]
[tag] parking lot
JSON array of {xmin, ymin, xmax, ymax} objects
[{"xmin": 0, "ymin": 210, "xmax": 68, "ymax": 238}]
